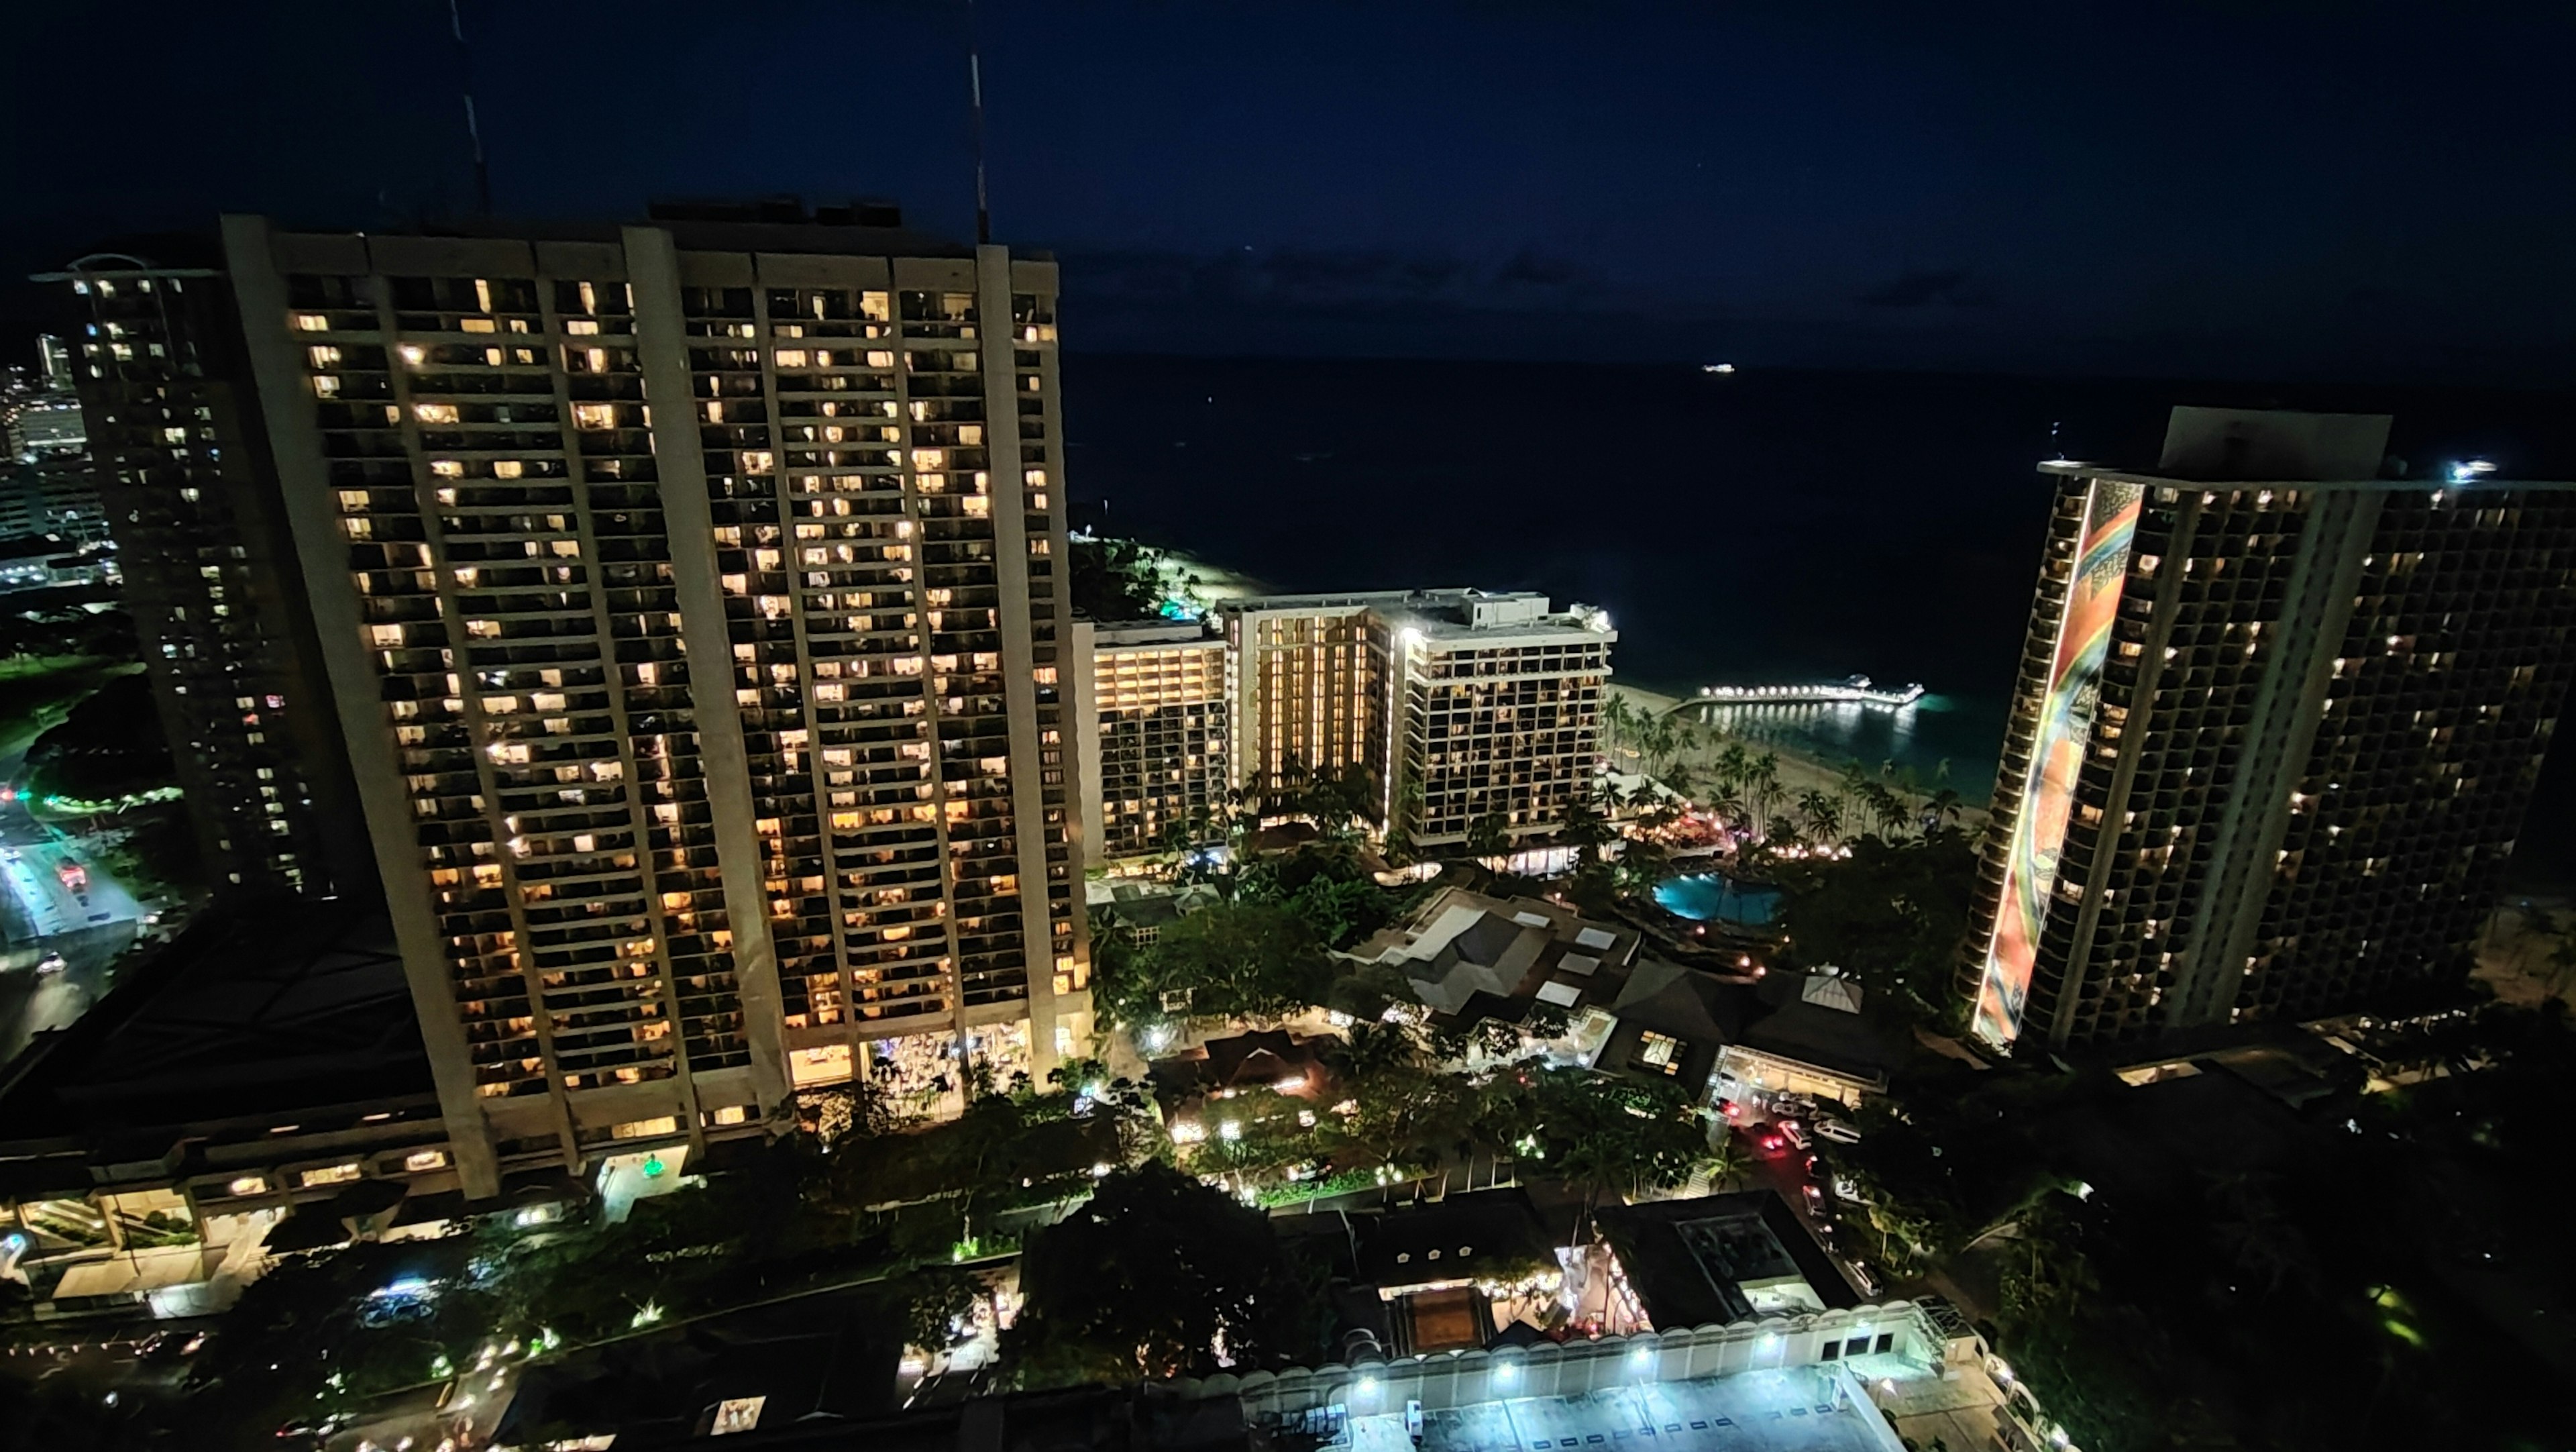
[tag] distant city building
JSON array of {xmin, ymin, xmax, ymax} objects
[
  {"xmin": 6, "ymin": 394, "xmax": 86, "ymax": 456},
  {"xmin": 39, "ymin": 250, "xmax": 370, "ymax": 898},
  {"xmin": 0, "ymin": 533, "xmax": 114, "ymax": 593},
  {"xmin": 1, "ymin": 354, "xmax": 108, "ymax": 543},
  {"xmin": 1070, "ymin": 619, "xmax": 1230, "ymax": 864},
  {"xmin": 1962, "ymin": 407, "xmax": 2576, "ymax": 1052},
  {"xmin": 38, "ymin": 333, "xmax": 73, "ymax": 391},
  {"xmin": 1206, "ymin": 588, "xmax": 1613, "ymax": 848}
]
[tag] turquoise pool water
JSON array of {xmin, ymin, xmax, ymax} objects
[{"xmin": 1653, "ymin": 873, "xmax": 1784, "ymax": 926}]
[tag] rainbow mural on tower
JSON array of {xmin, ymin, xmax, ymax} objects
[{"xmin": 1972, "ymin": 480, "xmax": 2142, "ymax": 1049}]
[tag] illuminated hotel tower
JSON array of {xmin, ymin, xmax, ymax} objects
[
  {"xmin": 217, "ymin": 206, "xmax": 1087, "ymax": 1194},
  {"xmin": 1962, "ymin": 409, "xmax": 2576, "ymax": 1053}
]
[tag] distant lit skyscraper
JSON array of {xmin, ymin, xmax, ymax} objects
[
  {"xmin": 1964, "ymin": 408, "xmax": 2576, "ymax": 1052},
  {"xmin": 38, "ymin": 333, "xmax": 74, "ymax": 392},
  {"xmin": 203, "ymin": 207, "xmax": 1084, "ymax": 1192},
  {"xmin": 40, "ymin": 252, "xmax": 368, "ymax": 894}
]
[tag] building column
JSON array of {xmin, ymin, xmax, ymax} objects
[
  {"xmin": 625, "ymin": 225, "xmax": 794, "ymax": 1117},
  {"xmin": 219, "ymin": 215, "xmax": 504, "ymax": 1198},
  {"xmin": 975, "ymin": 244, "xmax": 1065, "ymax": 1076}
]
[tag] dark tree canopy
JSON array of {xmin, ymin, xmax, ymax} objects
[{"xmin": 1007, "ymin": 1161, "xmax": 1322, "ymax": 1383}]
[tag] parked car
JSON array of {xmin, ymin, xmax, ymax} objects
[
  {"xmin": 1776, "ymin": 1120, "xmax": 1809, "ymax": 1151},
  {"xmin": 35, "ymin": 951, "xmax": 67, "ymax": 975},
  {"xmin": 1813, "ymin": 1117, "xmax": 1863, "ymax": 1145}
]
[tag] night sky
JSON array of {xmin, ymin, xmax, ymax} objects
[{"xmin": 5, "ymin": 1, "xmax": 2571, "ymax": 383}]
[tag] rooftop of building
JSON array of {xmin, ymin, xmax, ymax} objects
[
  {"xmin": 0, "ymin": 895, "xmax": 435, "ymax": 1190},
  {"xmin": 38, "ymin": 198, "xmax": 1039, "ymax": 282},
  {"xmin": 2050, "ymin": 406, "xmax": 2576, "ymax": 489},
  {"xmin": 1334, "ymin": 1369, "xmax": 1902, "ymax": 1452},
  {"xmin": 1725, "ymin": 974, "xmax": 1915, "ymax": 1090},
  {"xmin": 1089, "ymin": 618, "xmax": 1220, "ymax": 649},
  {"xmin": 1346, "ymin": 886, "xmax": 1641, "ymax": 1023},
  {"xmin": 1596, "ymin": 1190, "xmax": 1864, "ymax": 1332},
  {"xmin": 1214, "ymin": 588, "xmax": 1613, "ymax": 643},
  {"xmin": 1346, "ymin": 1186, "xmax": 1563, "ymax": 1292},
  {"xmin": 489, "ymin": 1285, "xmax": 910, "ymax": 1447}
]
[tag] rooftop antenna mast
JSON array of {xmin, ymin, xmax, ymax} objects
[
  {"xmin": 449, "ymin": 0, "xmax": 494, "ymax": 215},
  {"xmin": 967, "ymin": 0, "xmax": 991, "ymax": 244}
]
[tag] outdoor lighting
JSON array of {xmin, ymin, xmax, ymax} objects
[
  {"xmin": 1218, "ymin": 1120, "xmax": 1242, "ymax": 1141},
  {"xmin": 2449, "ymin": 459, "xmax": 2497, "ymax": 482},
  {"xmin": 1629, "ymin": 1346, "xmax": 1654, "ymax": 1367},
  {"xmin": 1494, "ymin": 1362, "xmax": 1517, "ymax": 1384},
  {"xmin": 1091, "ymin": 1161, "xmax": 1114, "ymax": 1178},
  {"xmin": 1356, "ymin": 1376, "xmax": 1379, "ymax": 1395},
  {"xmin": 630, "ymin": 1302, "xmax": 663, "ymax": 1329}
]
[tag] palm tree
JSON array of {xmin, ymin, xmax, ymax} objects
[
  {"xmin": 1797, "ymin": 788, "xmax": 1842, "ymax": 845},
  {"xmin": 1601, "ymin": 692, "xmax": 1635, "ymax": 768},
  {"xmin": 1714, "ymin": 743, "xmax": 1753, "ymax": 798},
  {"xmin": 1925, "ymin": 786, "xmax": 1964, "ymax": 832}
]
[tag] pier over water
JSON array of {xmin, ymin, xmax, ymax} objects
[{"xmin": 1694, "ymin": 674, "xmax": 1926, "ymax": 709}]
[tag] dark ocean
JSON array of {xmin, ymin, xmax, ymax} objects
[{"xmin": 1058, "ymin": 356, "xmax": 2576, "ymax": 889}]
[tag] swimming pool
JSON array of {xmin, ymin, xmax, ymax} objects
[{"xmin": 1653, "ymin": 872, "xmax": 1784, "ymax": 927}]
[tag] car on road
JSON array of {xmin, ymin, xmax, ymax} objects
[
  {"xmin": 1776, "ymin": 1120, "xmax": 1809, "ymax": 1151},
  {"xmin": 35, "ymin": 951, "xmax": 67, "ymax": 975},
  {"xmin": 1813, "ymin": 1117, "xmax": 1862, "ymax": 1145}
]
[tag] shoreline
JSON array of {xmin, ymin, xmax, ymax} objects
[{"xmin": 1606, "ymin": 681, "xmax": 1989, "ymax": 833}]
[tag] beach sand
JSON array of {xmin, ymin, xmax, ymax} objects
[{"xmin": 1606, "ymin": 682, "xmax": 1988, "ymax": 832}]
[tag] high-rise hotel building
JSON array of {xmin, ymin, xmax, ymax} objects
[
  {"xmin": 1964, "ymin": 408, "xmax": 2576, "ymax": 1053},
  {"xmin": 1069, "ymin": 619, "xmax": 1230, "ymax": 865},
  {"xmin": 1201, "ymin": 589, "xmax": 1613, "ymax": 850},
  {"xmin": 44, "ymin": 207, "xmax": 1087, "ymax": 1196},
  {"xmin": 1379, "ymin": 592, "xmax": 1615, "ymax": 851}
]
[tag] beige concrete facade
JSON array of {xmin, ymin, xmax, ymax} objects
[
  {"xmin": 217, "ymin": 214, "xmax": 1087, "ymax": 1194},
  {"xmin": 1073, "ymin": 620, "xmax": 1229, "ymax": 864},
  {"xmin": 1205, "ymin": 589, "xmax": 1613, "ymax": 847}
]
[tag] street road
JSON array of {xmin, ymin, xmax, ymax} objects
[{"xmin": 0, "ymin": 781, "xmax": 145, "ymax": 1066}]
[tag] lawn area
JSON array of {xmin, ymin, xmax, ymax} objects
[{"xmin": 0, "ymin": 656, "xmax": 140, "ymax": 768}]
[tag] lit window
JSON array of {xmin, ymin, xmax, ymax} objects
[
  {"xmin": 313, "ymin": 374, "xmax": 341, "ymax": 397},
  {"xmin": 294, "ymin": 313, "xmax": 329, "ymax": 331},
  {"xmin": 226, "ymin": 1176, "xmax": 268, "ymax": 1196},
  {"xmin": 299, "ymin": 1163, "xmax": 362, "ymax": 1188},
  {"xmin": 573, "ymin": 403, "xmax": 614, "ymax": 429},
  {"xmin": 403, "ymin": 1149, "xmax": 449, "ymax": 1172},
  {"xmin": 399, "ymin": 344, "xmax": 425, "ymax": 364},
  {"xmin": 308, "ymin": 345, "xmax": 341, "ymax": 369},
  {"xmin": 415, "ymin": 403, "xmax": 460, "ymax": 424}
]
